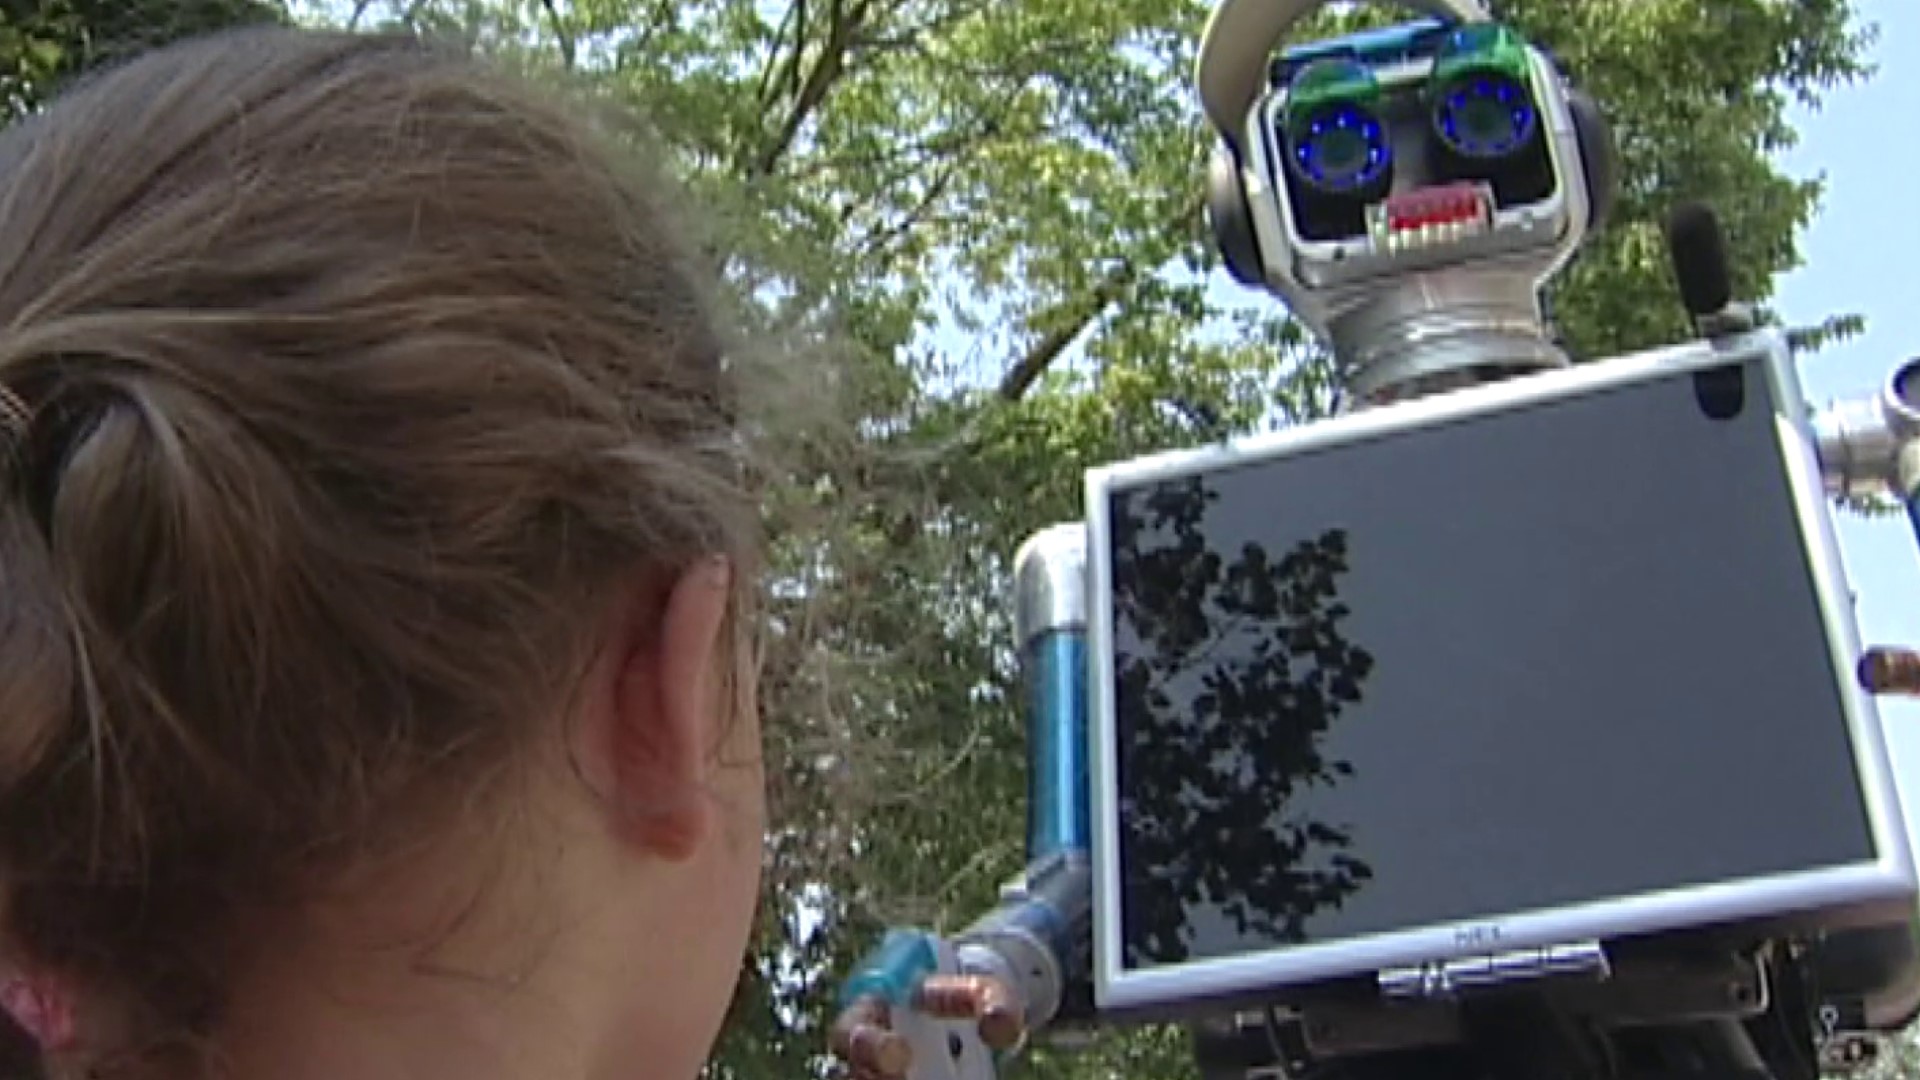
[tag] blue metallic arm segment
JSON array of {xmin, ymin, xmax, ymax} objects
[
  {"xmin": 1013, "ymin": 524, "xmax": 1092, "ymax": 867},
  {"xmin": 1025, "ymin": 628, "xmax": 1090, "ymax": 864}
]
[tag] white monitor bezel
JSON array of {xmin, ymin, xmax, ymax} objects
[{"xmin": 1082, "ymin": 330, "xmax": 1917, "ymax": 1015}]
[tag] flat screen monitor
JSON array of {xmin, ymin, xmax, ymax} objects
[{"xmin": 1084, "ymin": 334, "xmax": 1915, "ymax": 1015}]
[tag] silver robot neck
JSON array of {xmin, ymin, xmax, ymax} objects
[{"xmin": 1328, "ymin": 268, "xmax": 1570, "ymax": 407}]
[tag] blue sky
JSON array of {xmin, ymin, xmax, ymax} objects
[{"xmin": 1772, "ymin": 0, "xmax": 1920, "ymax": 849}]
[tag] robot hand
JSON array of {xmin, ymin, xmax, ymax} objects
[{"xmin": 828, "ymin": 931, "xmax": 1020, "ymax": 1080}]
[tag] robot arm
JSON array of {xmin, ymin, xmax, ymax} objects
[{"xmin": 829, "ymin": 525, "xmax": 1092, "ymax": 1080}]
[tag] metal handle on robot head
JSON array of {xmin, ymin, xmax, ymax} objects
[{"xmin": 1195, "ymin": 0, "xmax": 1493, "ymax": 141}]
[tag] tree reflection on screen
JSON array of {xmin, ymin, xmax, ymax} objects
[{"xmin": 1109, "ymin": 475, "xmax": 1376, "ymax": 967}]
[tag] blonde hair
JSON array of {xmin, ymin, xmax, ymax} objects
[{"xmin": 0, "ymin": 24, "xmax": 766, "ymax": 1076}]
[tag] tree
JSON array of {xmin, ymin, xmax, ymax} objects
[
  {"xmin": 0, "ymin": 0, "xmax": 285, "ymax": 121},
  {"xmin": 274, "ymin": 1, "xmax": 1876, "ymax": 1076}
]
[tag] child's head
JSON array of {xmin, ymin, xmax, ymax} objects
[{"xmin": 0, "ymin": 25, "xmax": 768, "ymax": 1079}]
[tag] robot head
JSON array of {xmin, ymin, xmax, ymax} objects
[{"xmin": 1199, "ymin": 0, "xmax": 1618, "ymax": 402}]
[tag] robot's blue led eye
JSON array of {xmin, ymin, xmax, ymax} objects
[
  {"xmin": 1279, "ymin": 57, "xmax": 1394, "ymax": 201},
  {"xmin": 1434, "ymin": 73, "xmax": 1538, "ymax": 159},
  {"xmin": 1429, "ymin": 22, "xmax": 1542, "ymax": 164},
  {"xmin": 1285, "ymin": 102, "xmax": 1393, "ymax": 196}
]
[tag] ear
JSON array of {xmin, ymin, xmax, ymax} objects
[{"xmin": 605, "ymin": 558, "xmax": 734, "ymax": 862}]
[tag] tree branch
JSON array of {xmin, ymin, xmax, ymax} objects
[
  {"xmin": 856, "ymin": 161, "xmax": 960, "ymax": 259},
  {"xmin": 751, "ymin": 0, "xmax": 874, "ymax": 176},
  {"xmin": 755, "ymin": 0, "xmax": 803, "ymax": 110},
  {"xmin": 538, "ymin": 0, "xmax": 576, "ymax": 68},
  {"xmin": 788, "ymin": 118, "xmax": 996, "ymax": 180},
  {"xmin": 996, "ymin": 267, "xmax": 1138, "ymax": 401},
  {"xmin": 622, "ymin": 0, "xmax": 677, "ymax": 61},
  {"xmin": 848, "ymin": 0, "xmax": 991, "ymax": 55},
  {"xmin": 996, "ymin": 193, "xmax": 1206, "ymax": 401}
]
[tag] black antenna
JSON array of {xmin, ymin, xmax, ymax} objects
[{"xmin": 1664, "ymin": 201, "xmax": 1752, "ymax": 336}]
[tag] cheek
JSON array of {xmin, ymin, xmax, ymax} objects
[
  {"xmin": 713, "ymin": 650, "xmax": 765, "ymax": 929},
  {"xmin": 722, "ymin": 676, "xmax": 766, "ymax": 840},
  {"xmin": 625, "ymin": 780, "xmax": 765, "ymax": 1080},
  {"xmin": 721, "ymin": 744, "xmax": 766, "ymax": 887},
  {"xmin": 723, "ymin": 726, "xmax": 766, "ymax": 959},
  {"xmin": 709, "ymin": 692, "xmax": 765, "ymax": 906}
]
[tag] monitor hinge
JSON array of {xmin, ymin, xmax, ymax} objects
[{"xmin": 1378, "ymin": 941, "xmax": 1611, "ymax": 1000}]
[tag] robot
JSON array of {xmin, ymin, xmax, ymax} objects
[{"xmin": 826, "ymin": 2, "xmax": 1920, "ymax": 1078}]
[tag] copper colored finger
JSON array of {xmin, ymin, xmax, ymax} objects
[
  {"xmin": 830, "ymin": 999, "xmax": 912, "ymax": 1078},
  {"xmin": 972, "ymin": 977, "xmax": 1024, "ymax": 1051},
  {"xmin": 834, "ymin": 1023, "xmax": 911, "ymax": 1078},
  {"xmin": 916, "ymin": 974, "xmax": 1026, "ymax": 1050},
  {"xmin": 913, "ymin": 973, "xmax": 992, "ymax": 1018},
  {"xmin": 1860, "ymin": 647, "xmax": 1920, "ymax": 696},
  {"xmin": 976, "ymin": 1005, "xmax": 1024, "ymax": 1052}
]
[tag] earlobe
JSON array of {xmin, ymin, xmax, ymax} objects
[{"xmin": 606, "ymin": 558, "xmax": 735, "ymax": 862}]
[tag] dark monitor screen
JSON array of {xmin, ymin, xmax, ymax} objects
[{"xmin": 1104, "ymin": 360, "xmax": 1878, "ymax": 973}]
